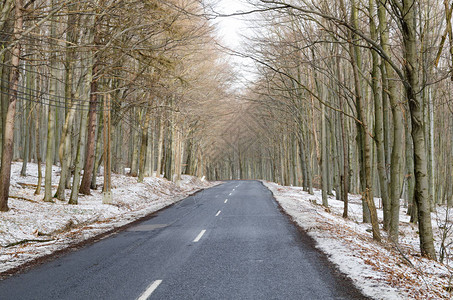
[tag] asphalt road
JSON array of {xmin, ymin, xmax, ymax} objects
[{"xmin": 0, "ymin": 181, "xmax": 368, "ymax": 300}]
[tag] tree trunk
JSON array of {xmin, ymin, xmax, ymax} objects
[
  {"xmin": 321, "ymin": 103, "xmax": 328, "ymax": 207},
  {"xmin": 69, "ymin": 107, "xmax": 89, "ymax": 205},
  {"xmin": 1, "ymin": 52, "xmax": 11, "ymax": 159},
  {"xmin": 20, "ymin": 66, "xmax": 32, "ymax": 176},
  {"xmin": 145, "ymin": 117, "xmax": 154, "ymax": 176},
  {"xmin": 130, "ymin": 108, "xmax": 141, "ymax": 177},
  {"xmin": 35, "ymin": 102, "xmax": 43, "ymax": 195},
  {"xmin": 372, "ymin": 0, "xmax": 390, "ymax": 230},
  {"xmin": 138, "ymin": 108, "xmax": 150, "ymax": 182},
  {"xmin": 43, "ymin": 97, "xmax": 56, "ymax": 202},
  {"xmin": 155, "ymin": 115, "xmax": 164, "ymax": 177},
  {"xmin": 173, "ymin": 123, "xmax": 183, "ymax": 183},
  {"xmin": 43, "ymin": 2, "xmax": 58, "ymax": 203},
  {"xmin": 0, "ymin": 0, "xmax": 22, "ymax": 211},
  {"xmin": 80, "ymin": 19, "xmax": 101, "ymax": 195},
  {"xmin": 350, "ymin": 0, "xmax": 379, "ymax": 240},
  {"xmin": 55, "ymin": 103, "xmax": 76, "ymax": 200},
  {"xmin": 378, "ymin": 0, "xmax": 405, "ymax": 239},
  {"xmin": 69, "ymin": 53, "xmax": 92, "ymax": 204},
  {"xmin": 303, "ymin": 127, "xmax": 314, "ymax": 194},
  {"xmin": 91, "ymin": 108, "xmax": 103, "ymax": 189},
  {"xmin": 347, "ymin": 0, "xmax": 371, "ymax": 223},
  {"xmin": 399, "ymin": 0, "xmax": 436, "ymax": 259},
  {"xmin": 406, "ymin": 113, "xmax": 417, "ymax": 223},
  {"xmin": 102, "ymin": 93, "xmax": 112, "ymax": 203},
  {"xmin": 427, "ymin": 88, "xmax": 435, "ymax": 208},
  {"xmin": 336, "ymin": 54, "xmax": 349, "ymax": 218}
]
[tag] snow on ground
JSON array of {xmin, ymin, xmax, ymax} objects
[
  {"xmin": 263, "ymin": 181, "xmax": 453, "ymax": 300},
  {"xmin": 0, "ymin": 162, "xmax": 217, "ymax": 274}
]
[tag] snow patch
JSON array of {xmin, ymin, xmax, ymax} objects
[{"xmin": 263, "ymin": 181, "xmax": 452, "ymax": 300}]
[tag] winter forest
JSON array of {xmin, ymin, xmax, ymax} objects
[{"xmin": 1, "ymin": 0, "xmax": 453, "ymax": 298}]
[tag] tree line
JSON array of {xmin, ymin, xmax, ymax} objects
[
  {"xmin": 205, "ymin": 0, "xmax": 452, "ymax": 261},
  {"xmin": 0, "ymin": 0, "xmax": 233, "ymax": 209}
]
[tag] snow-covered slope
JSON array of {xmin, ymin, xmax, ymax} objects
[{"xmin": 0, "ymin": 162, "xmax": 217, "ymax": 274}]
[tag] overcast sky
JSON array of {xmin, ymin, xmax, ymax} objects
[
  {"xmin": 206, "ymin": 0, "xmax": 258, "ymax": 90},
  {"xmin": 211, "ymin": 0, "xmax": 249, "ymax": 48}
]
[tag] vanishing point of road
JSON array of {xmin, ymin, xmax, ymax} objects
[{"xmin": 0, "ymin": 181, "xmax": 368, "ymax": 299}]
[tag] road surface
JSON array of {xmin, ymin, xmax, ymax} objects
[{"xmin": 0, "ymin": 181, "xmax": 367, "ymax": 299}]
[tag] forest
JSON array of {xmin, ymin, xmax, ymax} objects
[
  {"xmin": 0, "ymin": 0, "xmax": 235, "ymax": 207},
  {"xmin": 0, "ymin": 0, "xmax": 452, "ymax": 268},
  {"xmin": 208, "ymin": 0, "xmax": 453, "ymax": 262}
]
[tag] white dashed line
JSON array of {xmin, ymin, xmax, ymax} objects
[
  {"xmin": 224, "ymin": 199, "xmax": 228, "ymax": 203},
  {"xmin": 229, "ymin": 193, "xmax": 232, "ymax": 196},
  {"xmin": 215, "ymin": 210, "xmax": 221, "ymax": 217},
  {"xmin": 193, "ymin": 230, "xmax": 206, "ymax": 242},
  {"xmin": 137, "ymin": 280, "xmax": 162, "ymax": 300}
]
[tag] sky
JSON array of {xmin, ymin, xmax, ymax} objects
[
  {"xmin": 206, "ymin": 0, "xmax": 258, "ymax": 90},
  {"xmin": 210, "ymin": 0, "xmax": 249, "ymax": 48}
]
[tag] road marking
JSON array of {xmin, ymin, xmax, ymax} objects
[
  {"xmin": 215, "ymin": 210, "xmax": 221, "ymax": 216},
  {"xmin": 224, "ymin": 199, "xmax": 228, "ymax": 203},
  {"xmin": 229, "ymin": 193, "xmax": 232, "ymax": 196},
  {"xmin": 193, "ymin": 230, "xmax": 206, "ymax": 242},
  {"xmin": 137, "ymin": 280, "xmax": 162, "ymax": 300}
]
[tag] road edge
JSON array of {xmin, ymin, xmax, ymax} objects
[{"xmin": 259, "ymin": 180, "xmax": 371, "ymax": 300}]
